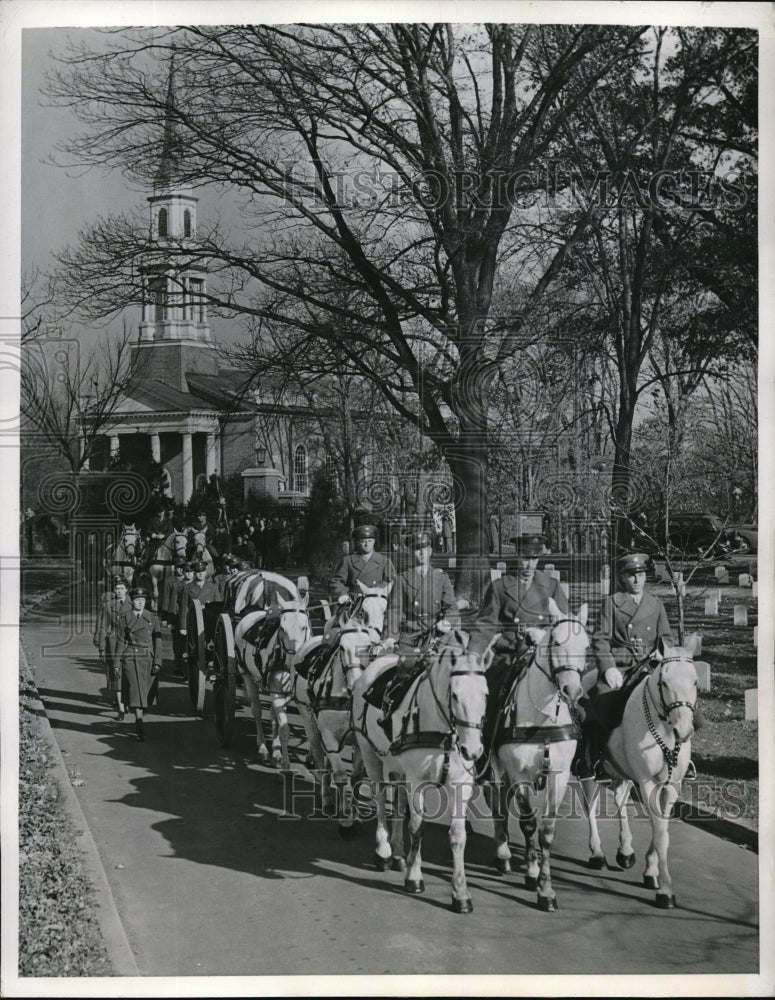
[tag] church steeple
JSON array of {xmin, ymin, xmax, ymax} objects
[
  {"xmin": 135, "ymin": 50, "xmax": 215, "ymax": 379},
  {"xmin": 154, "ymin": 51, "xmax": 182, "ymax": 189}
]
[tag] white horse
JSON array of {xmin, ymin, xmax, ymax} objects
[
  {"xmin": 105, "ymin": 524, "xmax": 142, "ymax": 585},
  {"xmin": 352, "ymin": 633, "xmax": 488, "ymax": 913},
  {"xmin": 484, "ymin": 600, "xmax": 589, "ymax": 912},
  {"xmin": 578, "ymin": 635, "xmax": 699, "ymax": 909},
  {"xmin": 144, "ymin": 529, "xmax": 188, "ymax": 609},
  {"xmin": 291, "ymin": 581, "xmax": 392, "ymax": 834},
  {"xmin": 188, "ymin": 529, "xmax": 216, "ymax": 577},
  {"xmin": 233, "ymin": 572, "xmax": 311, "ymax": 767}
]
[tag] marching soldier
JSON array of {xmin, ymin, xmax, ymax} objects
[
  {"xmin": 467, "ymin": 533, "xmax": 568, "ymax": 747},
  {"xmin": 119, "ymin": 586, "xmax": 162, "ymax": 741},
  {"xmin": 94, "ymin": 576, "xmax": 132, "ymax": 719},
  {"xmin": 162, "ymin": 559, "xmax": 189, "ymax": 677},
  {"xmin": 331, "ymin": 524, "xmax": 396, "ymax": 604}
]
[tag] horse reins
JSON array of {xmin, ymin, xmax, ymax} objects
[{"xmin": 643, "ymin": 656, "xmax": 697, "ymax": 780}]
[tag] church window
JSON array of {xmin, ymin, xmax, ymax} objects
[
  {"xmin": 325, "ymin": 453, "xmax": 338, "ymax": 484},
  {"xmin": 158, "ymin": 208, "xmax": 168, "ymax": 237},
  {"xmin": 184, "ymin": 209, "xmax": 192, "ymax": 237},
  {"xmin": 293, "ymin": 445, "xmax": 308, "ymax": 494},
  {"xmin": 151, "ymin": 279, "xmax": 168, "ymax": 322},
  {"xmin": 189, "ymin": 278, "xmax": 205, "ymax": 322}
]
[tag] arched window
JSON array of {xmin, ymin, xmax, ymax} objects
[
  {"xmin": 324, "ymin": 453, "xmax": 338, "ymax": 483},
  {"xmin": 183, "ymin": 209, "xmax": 192, "ymax": 237},
  {"xmin": 293, "ymin": 445, "xmax": 308, "ymax": 494},
  {"xmin": 158, "ymin": 208, "xmax": 168, "ymax": 237}
]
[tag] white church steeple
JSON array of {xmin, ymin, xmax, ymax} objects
[{"xmin": 138, "ymin": 52, "xmax": 212, "ymax": 347}]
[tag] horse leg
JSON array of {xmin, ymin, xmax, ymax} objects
[
  {"xmin": 271, "ymin": 691, "xmax": 291, "ymax": 771},
  {"xmin": 387, "ymin": 769, "xmax": 408, "ymax": 871},
  {"xmin": 331, "ymin": 747, "xmax": 360, "ymax": 839},
  {"xmin": 535, "ymin": 767, "xmax": 571, "ymax": 912},
  {"xmin": 404, "ymin": 782, "xmax": 425, "ymax": 894},
  {"xmin": 613, "ymin": 779, "xmax": 636, "ymax": 869},
  {"xmin": 515, "ymin": 781, "xmax": 539, "ymax": 891},
  {"xmin": 484, "ymin": 768, "xmax": 513, "ymax": 874},
  {"xmin": 578, "ymin": 776, "xmax": 607, "ymax": 869},
  {"xmin": 449, "ymin": 777, "xmax": 475, "ymax": 913},
  {"xmin": 643, "ymin": 778, "xmax": 679, "ymax": 907},
  {"xmin": 244, "ymin": 673, "xmax": 270, "ymax": 762}
]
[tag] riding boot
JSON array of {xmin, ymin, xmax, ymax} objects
[{"xmin": 135, "ymin": 717, "xmax": 145, "ymax": 742}]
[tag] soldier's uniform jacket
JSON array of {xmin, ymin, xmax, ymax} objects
[
  {"xmin": 386, "ymin": 565, "xmax": 459, "ymax": 640},
  {"xmin": 467, "ymin": 569, "xmax": 568, "ymax": 658},
  {"xmin": 160, "ymin": 574, "xmax": 186, "ymax": 624},
  {"xmin": 120, "ymin": 608, "xmax": 162, "ymax": 709},
  {"xmin": 592, "ymin": 590, "xmax": 674, "ymax": 680},
  {"xmin": 177, "ymin": 578, "xmax": 221, "ymax": 630},
  {"xmin": 94, "ymin": 595, "xmax": 132, "ymax": 656},
  {"xmin": 330, "ymin": 551, "xmax": 396, "ymax": 600}
]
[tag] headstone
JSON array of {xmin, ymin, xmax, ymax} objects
[
  {"xmin": 734, "ymin": 605, "xmax": 748, "ymax": 626},
  {"xmin": 718, "ymin": 571, "xmax": 729, "ymax": 585},
  {"xmin": 489, "ymin": 568, "xmax": 503, "ymax": 583},
  {"xmin": 549, "ymin": 569, "xmax": 561, "ymax": 581},
  {"xmin": 738, "ymin": 573, "xmax": 752, "ymax": 588},
  {"xmin": 704, "ymin": 596, "xmax": 718, "ymax": 616},
  {"xmin": 448, "ymin": 557, "xmax": 456, "ymax": 569},
  {"xmin": 714, "ymin": 565, "xmax": 727, "ymax": 580},
  {"xmin": 752, "ymin": 581, "xmax": 758, "ymax": 599},
  {"xmin": 753, "ymin": 626, "xmax": 758, "ymax": 648},
  {"xmin": 559, "ymin": 581, "xmax": 570, "ymax": 599},
  {"xmin": 600, "ymin": 576, "xmax": 610, "ymax": 596},
  {"xmin": 544, "ymin": 563, "xmax": 555, "ymax": 572},
  {"xmin": 496, "ymin": 561, "xmax": 506, "ymax": 572},
  {"xmin": 694, "ymin": 660, "xmax": 711, "ymax": 692},
  {"xmin": 744, "ymin": 688, "xmax": 758, "ymax": 722},
  {"xmin": 693, "ymin": 634, "xmax": 702, "ymax": 656}
]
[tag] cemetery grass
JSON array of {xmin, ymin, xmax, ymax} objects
[{"xmin": 658, "ymin": 584, "xmax": 759, "ymax": 831}]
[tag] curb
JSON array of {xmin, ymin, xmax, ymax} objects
[
  {"xmin": 674, "ymin": 795, "xmax": 758, "ymax": 852},
  {"xmin": 20, "ymin": 646, "xmax": 140, "ymax": 977}
]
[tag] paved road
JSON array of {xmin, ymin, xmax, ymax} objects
[{"xmin": 22, "ymin": 585, "xmax": 759, "ymax": 978}]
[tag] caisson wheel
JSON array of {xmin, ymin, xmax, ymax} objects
[
  {"xmin": 214, "ymin": 613, "xmax": 237, "ymax": 747},
  {"xmin": 186, "ymin": 598, "xmax": 207, "ymax": 715}
]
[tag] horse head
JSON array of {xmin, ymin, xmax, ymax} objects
[
  {"xmin": 541, "ymin": 598, "xmax": 589, "ymax": 708},
  {"xmin": 443, "ymin": 645, "xmax": 488, "ymax": 763},
  {"xmin": 355, "ymin": 579, "xmax": 392, "ymax": 633},
  {"xmin": 275, "ymin": 593, "xmax": 312, "ymax": 656},
  {"xmin": 120, "ymin": 526, "xmax": 140, "ymax": 560},
  {"xmin": 189, "ymin": 529, "xmax": 208, "ymax": 556},
  {"xmin": 647, "ymin": 634, "xmax": 699, "ymax": 744}
]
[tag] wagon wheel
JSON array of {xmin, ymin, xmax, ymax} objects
[
  {"xmin": 213, "ymin": 613, "xmax": 237, "ymax": 747},
  {"xmin": 186, "ymin": 598, "xmax": 207, "ymax": 715}
]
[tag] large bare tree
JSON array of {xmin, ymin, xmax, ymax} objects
[{"xmin": 43, "ymin": 23, "xmax": 650, "ymax": 589}]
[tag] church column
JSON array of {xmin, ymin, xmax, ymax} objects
[
  {"xmin": 109, "ymin": 434, "xmax": 120, "ymax": 462},
  {"xmin": 182, "ymin": 432, "xmax": 193, "ymax": 503},
  {"xmin": 205, "ymin": 432, "xmax": 217, "ymax": 480},
  {"xmin": 150, "ymin": 432, "xmax": 161, "ymax": 464}
]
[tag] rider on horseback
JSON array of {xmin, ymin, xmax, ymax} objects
[
  {"xmin": 574, "ymin": 552, "xmax": 675, "ymax": 781},
  {"xmin": 467, "ymin": 534, "xmax": 568, "ymax": 752},
  {"xmin": 375, "ymin": 530, "xmax": 460, "ymax": 736}
]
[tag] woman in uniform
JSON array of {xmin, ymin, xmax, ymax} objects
[
  {"xmin": 94, "ymin": 576, "xmax": 132, "ymax": 719},
  {"xmin": 120, "ymin": 586, "xmax": 163, "ymax": 742}
]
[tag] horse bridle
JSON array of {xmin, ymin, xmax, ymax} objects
[
  {"xmin": 530, "ymin": 617, "xmax": 587, "ymax": 697},
  {"xmin": 275, "ymin": 605, "xmax": 312, "ymax": 656},
  {"xmin": 642, "ymin": 655, "xmax": 697, "ymax": 779}
]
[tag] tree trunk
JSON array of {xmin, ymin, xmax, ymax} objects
[{"xmin": 445, "ymin": 436, "xmax": 489, "ymax": 604}]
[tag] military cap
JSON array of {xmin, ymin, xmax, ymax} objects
[
  {"xmin": 111, "ymin": 574, "xmax": 128, "ymax": 588},
  {"xmin": 407, "ymin": 530, "xmax": 433, "ymax": 549},
  {"xmin": 353, "ymin": 524, "xmax": 378, "ymax": 540},
  {"xmin": 181, "ymin": 561, "xmax": 194, "ymax": 573},
  {"xmin": 510, "ymin": 534, "xmax": 549, "ymax": 556},
  {"xmin": 616, "ymin": 552, "xmax": 650, "ymax": 575},
  {"xmin": 237, "ymin": 559, "xmax": 252, "ymax": 571},
  {"xmin": 191, "ymin": 559, "xmax": 208, "ymax": 572},
  {"xmin": 128, "ymin": 586, "xmax": 149, "ymax": 600}
]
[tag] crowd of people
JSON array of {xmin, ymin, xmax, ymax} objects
[{"xmin": 96, "ymin": 512, "xmax": 692, "ymax": 768}]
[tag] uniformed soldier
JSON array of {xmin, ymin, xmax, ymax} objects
[
  {"xmin": 160, "ymin": 558, "xmax": 187, "ymax": 625},
  {"xmin": 467, "ymin": 534, "xmax": 568, "ymax": 748},
  {"xmin": 94, "ymin": 576, "xmax": 132, "ymax": 718},
  {"xmin": 119, "ymin": 586, "xmax": 162, "ymax": 741},
  {"xmin": 575, "ymin": 552, "xmax": 674, "ymax": 779},
  {"xmin": 376, "ymin": 531, "xmax": 460, "ymax": 731},
  {"xmin": 162, "ymin": 559, "xmax": 189, "ymax": 677},
  {"xmin": 177, "ymin": 559, "xmax": 220, "ymax": 634},
  {"xmin": 330, "ymin": 524, "xmax": 396, "ymax": 604}
]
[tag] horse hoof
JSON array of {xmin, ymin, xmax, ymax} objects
[
  {"xmin": 524, "ymin": 875, "xmax": 538, "ymax": 891},
  {"xmin": 391, "ymin": 857, "xmax": 407, "ymax": 873},
  {"xmin": 404, "ymin": 879, "xmax": 425, "ymax": 894},
  {"xmin": 452, "ymin": 897, "xmax": 473, "ymax": 914},
  {"xmin": 537, "ymin": 895, "xmax": 557, "ymax": 912},
  {"xmin": 656, "ymin": 893, "xmax": 676, "ymax": 909},
  {"xmin": 338, "ymin": 821, "xmax": 362, "ymax": 840},
  {"xmin": 616, "ymin": 850, "xmax": 636, "ymax": 870},
  {"xmin": 373, "ymin": 853, "xmax": 391, "ymax": 872},
  {"xmin": 643, "ymin": 874, "xmax": 660, "ymax": 891},
  {"xmin": 587, "ymin": 856, "xmax": 608, "ymax": 870},
  {"xmin": 494, "ymin": 856, "xmax": 512, "ymax": 875}
]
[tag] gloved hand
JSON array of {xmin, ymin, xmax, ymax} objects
[
  {"xmin": 524, "ymin": 627, "xmax": 545, "ymax": 646},
  {"xmin": 435, "ymin": 619, "xmax": 452, "ymax": 634},
  {"xmin": 151, "ymin": 663, "xmax": 161, "ymax": 676},
  {"xmin": 382, "ymin": 637, "xmax": 397, "ymax": 649},
  {"xmin": 604, "ymin": 667, "xmax": 624, "ymax": 689},
  {"xmin": 337, "ymin": 594, "xmax": 350, "ymax": 605}
]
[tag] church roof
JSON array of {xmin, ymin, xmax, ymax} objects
[{"xmin": 123, "ymin": 377, "xmax": 217, "ymax": 413}]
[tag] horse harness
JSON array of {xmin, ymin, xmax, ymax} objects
[{"xmin": 642, "ymin": 655, "xmax": 697, "ymax": 780}]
